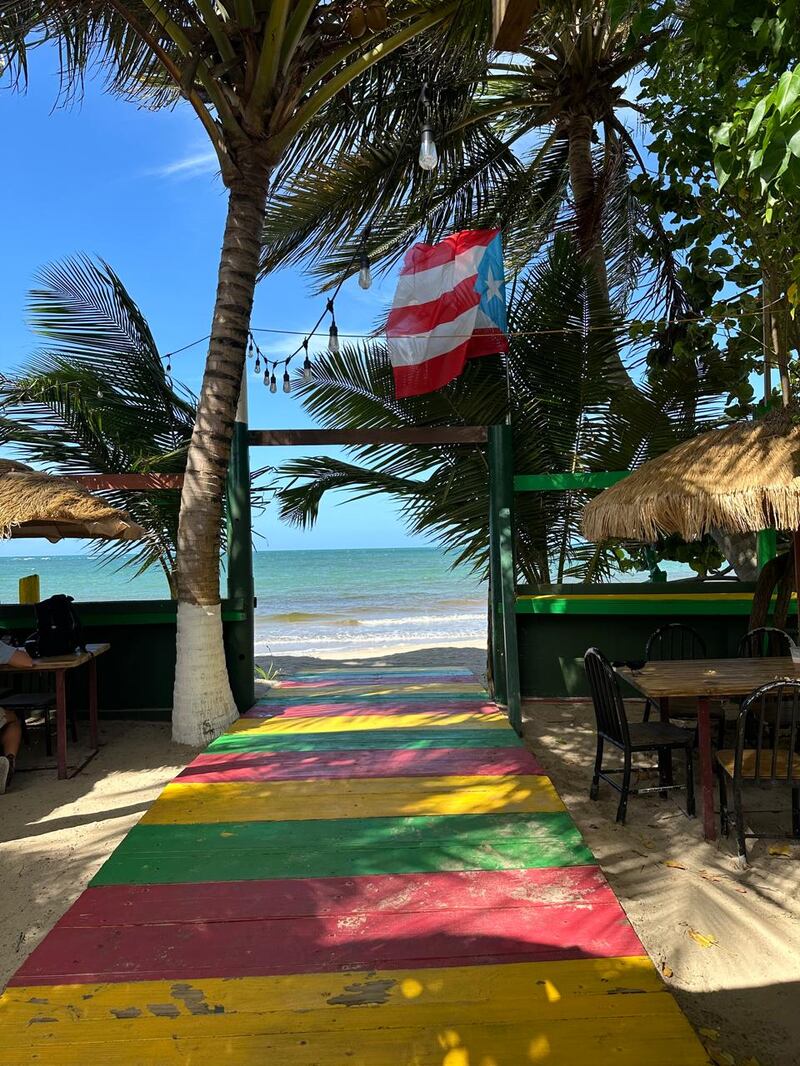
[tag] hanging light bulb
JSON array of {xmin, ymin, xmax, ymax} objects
[
  {"xmin": 303, "ymin": 355, "xmax": 312, "ymax": 382},
  {"xmin": 359, "ymin": 248, "xmax": 372, "ymax": 290},
  {"xmin": 96, "ymin": 386, "xmax": 103, "ymax": 399},
  {"xmin": 328, "ymin": 319, "xmax": 340, "ymax": 355},
  {"xmin": 418, "ymin": 123, "xmax": 438, "ymax": 171},
  {"xmin": 263, "ymin": 367, "xmax": 270, "ymax": 387},
  {"xmin": 247, "ymin": 334, "xmax": 255, "ymax": 359},
  {"xmin": 269, "ymin": 372, "xmax": 277, "ymax": 394},
  {"xmin": 283, "ymin": 369, "xmax": 291, "ymax": 394},
  {"xmin": 254, "ymin": 353, "xmax": 261, "ymax": 376}
]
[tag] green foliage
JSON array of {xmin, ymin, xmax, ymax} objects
[
  {"xmin": 0, "ymin": 256, "xmax": 197, "ymax": 594},
  {"xmin": 271, "ymin": 236, "xmax": 729, "ymax": 582}
]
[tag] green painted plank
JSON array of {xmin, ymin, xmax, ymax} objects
[
  {"xmin": 515, "ymin": 596, "xmax": 759, "ymax": 616},
  {"xmin": 208, "ymin": 728, "xmax": 524, "ymax": 753},
  {"xmin": 513, "ymin": 472, "xmax": 629, "ymax": 492},
  {"xmin": 255, "ymin": 690, "xmax": 485, "ymax": 704},
  {"xmin": 91, "ymin": 813, "xmax": 592, "ymax": 885}
]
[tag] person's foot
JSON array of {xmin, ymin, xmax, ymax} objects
[{"xmin": 0, "ymin": 755, "xmax": 9, "ymax": 795}]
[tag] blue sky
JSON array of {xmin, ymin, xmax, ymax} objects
[{"xmin": 0, "ymin": 45, "xmax": 424, "ymax": 556}]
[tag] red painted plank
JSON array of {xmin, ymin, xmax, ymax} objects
[
  {"xmin": 176, "ymin": 747, "xmax": 544, "ymax": 782},
  {"xmin": 246, "ymin": 701, "xmax": 500, "ymax": 719},
  {"xmin": 12, "ymin": 868, "xmax": 642, "ymax": 985}
]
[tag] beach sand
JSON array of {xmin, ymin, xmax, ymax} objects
[{"xmin": 0, "ymin": 647, "xmax": 796, "ymax": 1066}]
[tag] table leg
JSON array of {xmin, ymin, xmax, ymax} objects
[
  {"xmin": 658, "ymin": 696, "xmax": 674, "ymax": 788},
  {"xmin": 56, "ymin": 670, "xmax": 67, "ymax": 780},
  {"xmin": 88, "ymin": 656, "xmax": 99, "ymax": 749},
  {"xmin": 697, "ymin": 695, "xmax": 716, "ymax": 842}
]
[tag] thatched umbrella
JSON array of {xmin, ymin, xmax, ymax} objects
[
  {"xmin": 581, "ymin": 410, "xmax": 800, "ymax": 626},
  {"xmin": 583, "ymin": 413, "xmax": 800, "ymax": 543},
  {"xmin": 0, "ymin": 460, "xmax": 144, "ymax": 543}
]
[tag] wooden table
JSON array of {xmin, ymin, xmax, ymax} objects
[
  {"xmin": 0, "ymin": 643, "xmax": 110, "ymax": 779},
  {"xmin": 616, "ymin": 657, "xmax": 800, "ymax": 842}
]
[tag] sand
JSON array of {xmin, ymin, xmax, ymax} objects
[{"xmin": 0, "ymin": 646, "xmax": 796, "ymax": 1066}]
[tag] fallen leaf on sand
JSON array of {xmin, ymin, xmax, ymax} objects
[
  {"xmin": 661, "ymin": 962, "xmax": 673, "ymax": 978},
  {"xmin": 740, "ymin": 1057, "xmax": 761, "ymax": 1066},
  {"xmin": 664, "ymin": 860, "xmax": 687, "ymax": 870},
  {"xmin": 699, "ymin": 1028, "xmax": 720, "ymax": 1040},
  {"xmin": 687, "ymin": 928, "xmax": 717, "ymax": 948},
  {"xmin": 768, "ymin": 844, "xmax": 792, "ymax": 857},
  {"xmin": 707, "ymin": 1049, "xmax": 734, "ymax": 1066},
  {"xmin": 699, "ymin": 869, "xmax": 722, "ymax": 883}
]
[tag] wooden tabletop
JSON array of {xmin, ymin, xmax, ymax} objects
[
  {"xmin": 0, "ymin": 642, "xmax": 110, "ymax": 671},
  {"xmin": 617, "ymin": 657, "xmax": 800, "ymax": 698}
]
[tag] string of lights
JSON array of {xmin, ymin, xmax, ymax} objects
[{"xmin": 164, "ymin": 77, "xmax": 439, "ymax": 391}]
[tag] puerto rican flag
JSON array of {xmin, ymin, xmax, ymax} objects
[{"xmin": 386, "ymin": 229, "xmax": 509, "ymax": 398}]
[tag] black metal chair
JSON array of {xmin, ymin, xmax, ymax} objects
[
  {"xmin": 717, "ymin": 678, "xmax": 800, "ymax": 866},
  {"xmin": 584, "ymin": 647, "xmax": 696, "ymax": 824},
  {"xmin": 641, "ymin": 623, "xmax": 726, "ymax": 747},
  {"xmin": 738, "ymin": 626, "xmax": 795, "ymax": 658}
]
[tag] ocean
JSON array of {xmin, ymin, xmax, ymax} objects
[{"xmin": 0, "ymin": 548, "xmax": 487, "ymax": 658}]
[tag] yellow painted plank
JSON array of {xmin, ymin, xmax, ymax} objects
[
  {"xmin": 140, "ymin": 775, "xmax": 565, "ymax": 823},
  {"xmin": 228, "ymin": 711, "xmax": 508, "ymax": 734},
  {"xmin": 2, "ymin": 959, "xmax": 709, "ymax": 1065}
]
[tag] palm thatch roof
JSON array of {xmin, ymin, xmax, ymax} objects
[
  {"xmin": 0, "ymin": 460, "xmax": 144, "ymax": 543},
  {"xmin": 582, "ymin": 411, "xmax": 800, "ymax": 543}
]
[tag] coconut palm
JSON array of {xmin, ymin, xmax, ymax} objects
[
  {"xmin": 271, "ymin": 236, "xmax": 727, "ymax": 580},
  {"xmin": 0, "ymin": 256, "xmax": 196, "ymax": 597},
  {"xmin": 0, "ymin": 0, "xmax": 487, "ymax": 743},
  {"xmin": 260, "ymin": 0, "xmax": 681, "ymax": 370}
]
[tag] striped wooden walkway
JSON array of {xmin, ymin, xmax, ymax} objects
[{"xmin": 1, "ymin": 666, "xmax": 709, "ymax": 1064}]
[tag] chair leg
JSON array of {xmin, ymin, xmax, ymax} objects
[
  {"xmin": 642, "ymin": 699, "xmax": 652, "ymax": 723},
  {"xmin": 616, "ymin": 751, "xmax": 632, "ymax": 824},
  {"xmin": 658, "ymin": 746, "xmax": 670, "ymax": 799},
  {"xmin": 589, "ymin": 737, "xmax": 604, "ymax": 801},
  {"xmin": 734, "ymin": 781, "xmax": 748, "ymax": 867},
  {"xmin": 792, "ymin": 788, "xmax": 800, "ymax": 839},
  {"xmin": 716, "ymin": 710, "xmax": 726, "ymax": 749},
  {"xmin": 69, "ymin": 704, "xmax": 78, "ymax": 743},
  {"xmin": 718, "ymin": 768, "xmax": 729, "ymax": 837},
  {"xmin": 685, "ymin": 745, "xmax": 696, "ymax": 817},
  {"xmin": 44, "ymin": 707, "xmax": 52, "ymax": 758}
]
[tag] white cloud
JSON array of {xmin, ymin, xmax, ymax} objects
[{"xmin": 150, "ymin": 150, "xmax": 219, "ymax": 180}]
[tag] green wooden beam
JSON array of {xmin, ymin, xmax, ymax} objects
[{"xmin": 514, "ymin": 471, "xmax": 630, "ymax": 492}]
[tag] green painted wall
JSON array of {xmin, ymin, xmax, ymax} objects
[
  {"xmin": 0, "ymin": 600, "xmax": 249, "ymax": 719},
  {"xmin": 516, "ymin": 581, "xmax": 774, "ymax": 698}
]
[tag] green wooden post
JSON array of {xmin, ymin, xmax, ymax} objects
[
  {"xmin": 488, "ymin": 433, "xmax": 507, "ymax": 706},
  {"xmin": 488, "ymin": 424, "xmax": 522, "ymax": 733},
  {"xmin": 757, "ymin": 529, "xmax": 777, "ymax": 571},
  {"xmin": 225, "ymin": 371, "xmax": 255, "ymax": 713}
]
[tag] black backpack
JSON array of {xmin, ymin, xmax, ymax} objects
[{"xmin": 30, "ymin": 595, "xmax": 85, "ymax": 658}]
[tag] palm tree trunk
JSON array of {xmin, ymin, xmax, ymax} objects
[{"xmin": 172, "ymin": 150, "xmax": 272, "ymax": 746}]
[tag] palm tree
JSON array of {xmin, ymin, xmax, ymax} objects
[
  {"xmin": 260, "ymin": 0, "xmax": 680, "ymax": 373},
  {"xmin": 271, "ymin": 236, "xmax": 727, "ymax": 581},
  {"xmin": 1, "ymin": 1, "xmax": 486, "ymax": 744},
  {"xmin": 0, "ymin": 256, "xmax": 196, "ymax": 597}
]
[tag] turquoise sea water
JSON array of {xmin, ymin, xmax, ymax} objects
[{"xmin": 0, "ymin": 548, "xmax": 487, "ymax": 657}]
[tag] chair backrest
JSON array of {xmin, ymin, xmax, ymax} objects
[
  {"xmin": 736, "ymin": 679, "xmax": 800, "ymax": 785},
  {"xmin": 738, "ymin": 626, "xmax": 795, "ymax": 658},
  {"xmin": 646, "ymin": 623, "xmax": 706, "ymax": 662},
  {"xmin": 584, "ymin": 647, "xmax": 630, "ymax": 747}
]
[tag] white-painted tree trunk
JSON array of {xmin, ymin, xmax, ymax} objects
[{"xmin": 172, "ymin": 601, "xmax": 238, "ymax": 746}]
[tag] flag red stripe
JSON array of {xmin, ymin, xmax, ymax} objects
[
  {"xmin": 386, "ymin": 275, "xmax": 480, "ymax": 335},
  {"xmin": 399, "ymin": 229, "xmax": 498, "ymax": 277}
]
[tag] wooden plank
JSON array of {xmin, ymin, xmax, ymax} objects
[
  {"xmin": 176, "ymin": 747, "xmax": 545, "ymax": 782},
  {"xmin": 248, "ymin": 427, "xmax": 488, "ymax": 446},
  {"xmin": 253, "ymin": 688, "xmax": 488, "ymax": 702},
  {"xmin": 617, "ymin": 656, "xmax": 800, "ymax": 698},
  {"xmin": 140, "ymin": 775, "xmax": 566, "ymax": 824},
  {"xmin": 1, "ymin": 1017, "xmax": 711, "ymax": 1066},
  {"xmin": 1, "ymin": 959, "xmax": 706, "ymax": 1065},
  {"xmin": 14, "ymin": 870, "xmax": 642, "ymax": 985},
  {"xmin": 227, "ymin": 712, "xmax": 509, "ymax": 734},
  {"xmin": 208, "ymin": 728, "xmax": 525, "ymax": 753},
  {"xmin": 91, "ymin": 813, "xmax": 594, "ymax": 885},
  {"xmin": 246, "ymin": 700, "xmax": 500, "ymax": 719}
]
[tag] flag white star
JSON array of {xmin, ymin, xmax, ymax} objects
[{"xmin": 484, "ymin": 267, "xmax": 503, "ymax": 302}]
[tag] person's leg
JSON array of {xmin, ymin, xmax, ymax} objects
[{"xmin": 0, "ymin": 710, "xmax": 21, "ymax": 792}]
